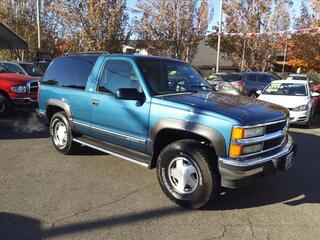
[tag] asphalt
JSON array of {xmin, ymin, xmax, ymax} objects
[{"xmin": 0, "ymin": 110, "xmax": 320, "ymax": 240}]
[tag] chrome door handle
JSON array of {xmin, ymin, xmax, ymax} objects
[{"xmin": 92, "ymin": 99, "xmax": 99, "ymax": 106}]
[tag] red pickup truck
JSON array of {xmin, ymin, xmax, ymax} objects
[{"xmin": 0, "ymin": 69, "xmax": 39, "ymax": 116}]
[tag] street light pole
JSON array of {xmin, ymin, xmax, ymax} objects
[
  {"xmin": 36, "ymin": 0, "xmax": 41, "ymax": 50},
  {"xmin": 216, "ymin": 0, "xmax": 223, "ymax": 73}
]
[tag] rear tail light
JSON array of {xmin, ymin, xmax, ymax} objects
[{"xmin": 231, "ymin": 81, "xmax": 245, "ymax": 87}]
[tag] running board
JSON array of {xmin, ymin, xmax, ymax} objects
[{"xmin": 73, "ymin": 136, "xmax": 151, "ymax": 168}]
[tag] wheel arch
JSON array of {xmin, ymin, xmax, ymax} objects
[
  {"xmin": 0, "ymin": 89, "xmax": 11, "ymax": 101},
  {"xmin": 46, "ymin": 99, "xmax": 74, "ymax": 129},
  {"xmin": 148, "ymin": 119, "xmax": 226, "ymax": 169}
]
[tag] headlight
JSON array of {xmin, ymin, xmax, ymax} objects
[
  {"xmin": 229, "ymin": 126, "xmax": 265, "ymax": 157},
  {"xmin": 11, "ymin": 86, "xmax": 28, "ymax": 93},
  {"xmin": 242, "ymin": 144, "xmax": 263, "ymax": 154},
  {"xmin": 231, "ymin": 126, "xmax": 264, "ymax": 139},
  {"xmin": 292, "ymin": 105, "xmax": 308, "ymax": 111}
]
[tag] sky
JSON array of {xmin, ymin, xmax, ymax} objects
[{"xmin": 126, "ymin": 0, "xmax": 305, "ymax": 32}]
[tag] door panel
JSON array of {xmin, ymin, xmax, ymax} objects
[
  {"xmin": 68, "ymin": 90, "xmax": 92, "ymax": 136},
  {"xmin": 90, "ymin": 59, "xmax": 150, "ymax": 153}
]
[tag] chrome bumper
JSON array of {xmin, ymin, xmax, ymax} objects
[{"xmin": 218, "ymin": 134, "xmax": 295, "ymax": 188}]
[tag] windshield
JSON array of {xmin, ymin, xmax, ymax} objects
[
  {"xmin": 0, "ymin": 65, "xmax": 11, "ymax": 73},
  {"xmin": 20, "ymin": 63, "xmax": 43, "ymax": 76},
  {"xmin": 0, "ymin": 62, "xmax": 23, "ymax": 74},
  {"xmin": 263, "ymin": 82, "xmax": 307, "ymax": 96},
  {"xmin": 137, "ymin": 59, "xmax": 211, "ymax": 95}
]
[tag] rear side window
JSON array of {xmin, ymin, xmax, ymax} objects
[
  {"xmin": 43, "ymin": 55, "xmax": 98, "ymax": 90},
  {"xmin": 246, "ymin": 75, "xmax": 258, "ymax": 82},
  {"xmin": 258, "ymin": 75, "xmax": 270, "ymax": 83}
]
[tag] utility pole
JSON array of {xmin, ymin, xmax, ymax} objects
[
  {"xmin": 36, "ymin": 0, "xmax": 41, "ymax": 50},
  {"xmin": 186, "ymin": 45, "xmax": 189, "ymax": 63},
  {"xmin": 216, "ymin": 0, "xmax": 223, "ymax": 73},
  {"xmin": 240, "ymin": 38, "xmax": 246, "ymax": 72},
  {"xmin": 282, "ymin": 35, "xmax": 291, "ymax": 73},
  {"xmin": 282, "ymin": 40, "xmax": 287, "ymax": 73}
]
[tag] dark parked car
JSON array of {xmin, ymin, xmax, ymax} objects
[
  {"xmin": 213, "ymin": 72, "xmax": 280, "ymax": 97},
  {"xmin": 31, "ymin": 61, "xmax": 51, "ymax": 73},
  {"xmin": 311, "ymin": 84, "xmax": 320, "ymax": 112},
  {"xmin": 17, "ymin": 62, "xmax": 44, "ymax": 76},
  {"xmin": 0, "ymin": 61, "xmax": 43, "ymax": 77}
]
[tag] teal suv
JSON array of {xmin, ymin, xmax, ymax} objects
[{"xmin": 38, "ymin": 53, "xmax": 295, "ymax": 209}]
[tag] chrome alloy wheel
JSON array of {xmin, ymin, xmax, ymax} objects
[
  {"xmin": 53, "ymin": 121, "xmax": 67, "ymax": 148},
  {"xmin": 168, "ymin": 157, "xmax": 199, "ymax": 194}
]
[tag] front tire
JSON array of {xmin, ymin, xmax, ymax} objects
[
  {"xmin": 305, "ymin": 109, "xmax": 314, "ymax": 128},
  {"xmin": 157, "ymin": 139, "xmax": 220, "ymax": 209},
  {"xmin": 50, "ymin": 111, "xmax": 80, "ymax": 154},
  {"xmin": 0, "ymin": 94, "xmax": 10, "ymax": 117}
]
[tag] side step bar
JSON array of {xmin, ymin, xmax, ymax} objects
[{"xmin": 73, "ymin": 136, "xmax": 151, "ymax": 168}]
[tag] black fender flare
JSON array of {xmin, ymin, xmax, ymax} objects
[
  {"xmin": 148, "ymin": 119, "xmax": 227, "ymax": 157},
  {"xmin": 46, "ymin": 99, "xmax": 74, "ymax": 130}
]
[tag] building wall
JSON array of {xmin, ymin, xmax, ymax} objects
[{"xmin": 191, "ymin": 40, "xmax": 236, "ymax": 71}]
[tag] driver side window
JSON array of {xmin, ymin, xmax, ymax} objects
[{"xmin": 97, "ymin": 60, "xmax": 141, "ymax": 94}]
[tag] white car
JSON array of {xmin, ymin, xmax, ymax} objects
[{"xmin": 257, "ymin": 80, "xmax": 320, "ymax": 126}]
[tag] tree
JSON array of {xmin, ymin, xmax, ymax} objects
[
  {"xmin": 295, "ymin": 0, "xmax": 314, "ymax": 29},
  {"xmin": 208, "ymin": 0, "xmax": 292, "ymax": 71},
  {"xmin": 134, "ymin": 0, "xmax": 212, "ymax": 61},
  {"xmin": 287, "ymin": 1, "xmax": 320, "ymax": 71},
  {"xmin": 0, "ymin": 0, "xmax": 57, "ymax": 60},
  {"xmin": 50, "ymin": 0, "xmax": 130, "ymax": 54},
  {"xmin": 312, "ymin": 0, "xmax": 320, "ymax": 16}
]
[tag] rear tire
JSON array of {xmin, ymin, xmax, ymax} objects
[
  {"xmin": 157, "ymin": 139, "xmax": 220, "ymax": 209},
  {"xmin": 0, "ymin": 94, "xmax": 10, "ymax": 117},
  {"xmin": 50, "ymin": 111, "xmax": 80, "ymax": 154}
]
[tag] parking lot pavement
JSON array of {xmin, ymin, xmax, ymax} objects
[{"xmin": 0, "ymin": 110, "xmax": 320, "ymax": 240}]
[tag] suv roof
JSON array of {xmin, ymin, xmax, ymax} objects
[{"xmin": 62, "ymin": 53, "xmax": 185, "ymax": 63}]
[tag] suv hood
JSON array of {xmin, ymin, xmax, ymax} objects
[{"xmin": 161, "ymin": 92, "xmax": 288, "ymax": 125}]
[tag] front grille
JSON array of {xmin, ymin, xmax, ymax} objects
[
  {"xmin": 28, "ymin": 81, "xmax": 39, "ymax": 93},
  {"xmin": 263, "ymin": 137, "xmax": 284, "ymax": 150},
  {"xmin": 235, "ymin": 119, "xmax": 288, "ymax": 160},
  {"xmin": 265, "ymin": 120, "xmax": 286, "ymax": 134}
]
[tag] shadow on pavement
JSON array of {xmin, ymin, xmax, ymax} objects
[
  {"xmin": 0, "ymin": 206, "xmax": 185, "ymax": 240},
  {"xmin": 206, "ymin": 130, "xmax": 320, "ymax": 210},
  {"xmin": 0, "ymin": 109, "xmax": 107, "ymax": 155},
  {"xmin": 0, "ymin": 109, "xmax": 49, "ymax": 139},
  {"xmin": 0, "ymin": 212, "xmax": 43, "ymax": 240}
]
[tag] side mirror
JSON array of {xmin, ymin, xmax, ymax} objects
[
  {"xmin": 116, "ymin": 88, "xmax": 142, "ymax": 100},
  {"xmin": 256, "ymin": 90, "xmax": 262, "ymax": 95},
  {"xmin": 311, "ymin": 92, "xmax": 320, "ymax": 97}
]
